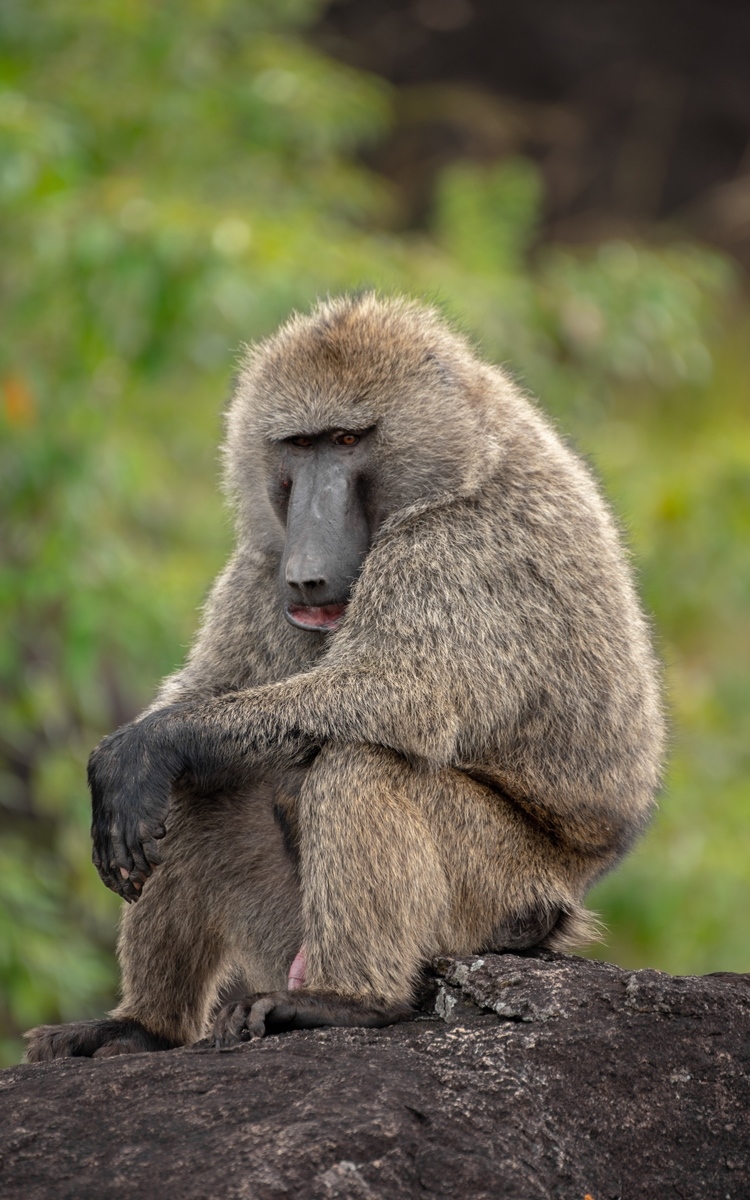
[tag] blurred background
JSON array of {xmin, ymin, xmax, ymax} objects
[{"xmin": 1, "ymin": 0, "xmax": 748, "ymax": 1065}]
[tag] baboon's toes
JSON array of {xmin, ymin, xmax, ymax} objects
[
  {"xmin": 211, "ymin": 991, "xmax": 413, "ymax": 1044},
  {"xmin": 24, "ymin": 1025, "xmax": 78, "ymax": 1063},
  {"xmin": 23, "ymin": 1018, "xmax": 176, "ymax": 1061},
  {"xmin": 211, "ymin": 995, "xmax": 267, "ymax": 1047}
]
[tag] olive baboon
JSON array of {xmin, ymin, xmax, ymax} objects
[{"xmin": 25, "ymin": 293, "xmax": 665, "ymax": 1060}]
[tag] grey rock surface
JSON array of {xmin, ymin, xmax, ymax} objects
[{"xmin": 1, "ymin": 951, "xmax": 748, "ymax": 1199}]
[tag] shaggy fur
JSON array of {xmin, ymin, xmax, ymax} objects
[{"xmin": 25, "ymin": 294, "xmax": 665, "ymax": 1059}]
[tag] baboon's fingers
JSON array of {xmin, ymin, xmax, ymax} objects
[
  {"xmin": 107, "ymin": 830, "xmax": 143, "ymax": 901},
  {"xmin": 212, "ymin": 997, "xmax": 257, "ymax": 1047},
  {"xmin": 92, "ymin": 830, "xmax": 125, "ymax": 897},
  {"xmin": 101, "ymin": 818, "xmax": 166, "ymax": 900},
  {"xmin": 127, "ymin": 836, "xmax": 156, "ymax": 881},
  {"xmin": 114, "ymin": 874, "xmax": 138, "ymax": 902},
  {"xmin": 110, "ymin": 828, "xmax": 134, "ymax": 876},
  {"xmin": 88, "ymin": 721, "xmax": 175, "ymax": 897},
  {"xmin": 227, "ymin": 1000, "xmax": 253, "ymax": 1043},
  {"xmin": 93, "ymin": 821, "xmax": 133, "ymax": 897},
  {"xmin": 247, "ymin": 995, "xmax": 284, "ymax": 1039},
  {"xmin": 140, "ymin": 837, "xmax": 164, "ymax": 868}
]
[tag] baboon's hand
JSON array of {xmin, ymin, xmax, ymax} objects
[{"xmin": 88, "ymin": 714, "xmax": 183, "ymax": 901}]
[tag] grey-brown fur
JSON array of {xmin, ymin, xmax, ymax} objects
[{"xmin": 25, "ymin": 293, "xmax": 665, "ymax": 1060}]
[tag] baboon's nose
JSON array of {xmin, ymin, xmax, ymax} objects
[{"xmin": 285, "ymin": 559, "xmax": 328, "ymax": 601}]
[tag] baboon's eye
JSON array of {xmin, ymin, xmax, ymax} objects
[
  {"xmin": 290, "ymin": 435, "xmax": 313, "ymax": 448},
  {"xmin": 333, "ymin": 431, "xmax": 359, "ymax": 446}
]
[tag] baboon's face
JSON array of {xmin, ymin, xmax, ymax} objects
[{"xmin": 270, "ymin": 428, "xmax": 377, "ymax": 632}]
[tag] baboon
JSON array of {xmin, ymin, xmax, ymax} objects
[{"xmin": 25, "ymin": 293, "xmax": 665, "ymax": 1060}]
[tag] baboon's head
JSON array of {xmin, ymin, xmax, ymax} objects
[{"xmin": 225, "ymin": 293, "xmax": 512, "ymax": 632}]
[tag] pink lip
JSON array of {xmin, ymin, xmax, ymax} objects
[{"xmin": 285, "ymin": 603, "xmax": 348, "ymax": 632}]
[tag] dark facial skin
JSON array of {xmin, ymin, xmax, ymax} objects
[{"xmin": 271, "ymin": 428, "xmax": 376, "ymax": 633}]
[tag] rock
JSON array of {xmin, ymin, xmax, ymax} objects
[{"xmin": 1, "ymin": 951, "xmax": 748, "ymax": 1199}]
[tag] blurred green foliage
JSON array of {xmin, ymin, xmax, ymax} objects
[{"xmin": 1, "ymin": 0, "xmax": 748, "ymax": 1065}]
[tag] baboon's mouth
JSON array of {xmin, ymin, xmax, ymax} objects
[{"xmin": 285, "ymin": 603, "xmax": 348, "ymax": 632}]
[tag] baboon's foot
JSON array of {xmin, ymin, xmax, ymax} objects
[
  {"xmin": 24, "ymin": 1018, "xmax": 177, "ymax": 1062},
  {"xmin": 211, "ymin": 991, "xmax": 413, "ymax": 1045},
  {"xmin": 489, "ymin": 903, "xmax": 563, "ymax": 951},
  {"xmin": 488, "ymin": 900, "xmax": 599, "ymax": 954}
]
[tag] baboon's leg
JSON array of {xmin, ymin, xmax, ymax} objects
[
  {"xmin": 113, "ymin": 780, "xmax": 302, "ymax": 1038},
  {"xmin": 299, "ymin": 743, "xmax": 451, "ymax": 1005},
  {"xmin": 25, "ymin": 778, "xmax": 302, "ymax": 1061},
  {"xmin": 420, "ymin": 763, "xmax": 599, "ymax": 956},
  {"xmin": 213, "ymin": 742, "xmax": 595, "ymax": 1043},
  {"xmin": 300, "ymin": 743, "xmax": 595, "ymax": 999}
]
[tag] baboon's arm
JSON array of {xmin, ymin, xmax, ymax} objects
[
  {"xmin": 89, "ymin": 658, "xmax": 462, "ymax": 898},
  {"xmin": 90, "ymin": 498, "xmax": 653, "ymax": 898},
  {"xmin": 89, "ymin": 510, "xmax": 489, "ymax": 898}
]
